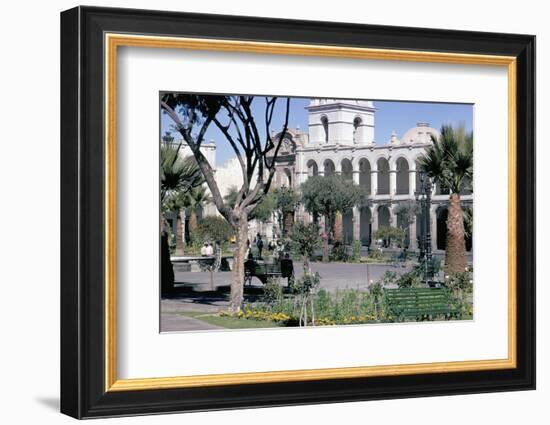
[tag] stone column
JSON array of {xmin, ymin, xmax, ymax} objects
[
  {"xmin": 352, "ymin": 170, "xmax": 360, "ymax": 185},
  {"xmin": 352, "ymin": 206, "xmax": 360, "ymax": 242},
  {"xmin": 409, "ymin": 168, "xmax": 416, "ymax": 196},
  {"xmin": 389, "ymin": 169, "xmax": 397, "ymax": 196},
  {"xmin": 390, "ymin": 206, "xmax": 397, "ymax": 227},
  {"xmin": 371, "ymin": 206, "xmax": 379, "ymax": 247},
  {"xmin": 370, "ymin": 170, "xmax": 378, "ymax": 196},
  {"xmin": 430, "ymin": 205, "xmax": 438, "ymax": 251}
]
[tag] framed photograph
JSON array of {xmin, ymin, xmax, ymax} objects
[{"xmin": 60, "ymin": 6, "xmax": 536, "ymax": 419}]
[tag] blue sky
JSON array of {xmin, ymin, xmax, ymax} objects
[{"xmin": 161, "ymin": 97, "xmax": 473, "ymax": 164}]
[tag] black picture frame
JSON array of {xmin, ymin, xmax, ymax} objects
[{"xmin": 61, "ymin": 5, "xmax": 536, "ymax": 419}]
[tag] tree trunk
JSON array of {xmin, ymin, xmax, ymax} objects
[
  {"xmin": 189, "ymin": 210, "xmax": 198, "ymax": 234},
  {"xmin": 229, "ymin": 214, "xmax": 248, "ymax": 313},
  {"xmin": 160, "ymin": 214, "xmax": 174, "ymax": 296},
  {"xmin": 174, "ymin": 209, "xmax": 185, "ymax": 256},
  {"xmin": 334, "ymin": 211, "xmax": 343, "ymax": 243},
  {"xmin": 445, "ymin": 193, "xmax": 467, "ymax": 273},
  {"xmin": 283, "ymin": 210, "xmax": 294, "ymax": 237},
  {"xmin": 161, "ymin": 232, "xmax": 175, "ymax": 295},
  {"xmin": 322, "ymin": 218, "xmax": 329, "ymax": 263}
]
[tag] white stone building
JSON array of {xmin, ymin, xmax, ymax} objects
[
  {"xmin": 268, "ymin": 99, "xmax": 473, "ymax": 253},
  {"xmin": 166, "ymin": 98, "xmax": 473, "ymax": 253}
]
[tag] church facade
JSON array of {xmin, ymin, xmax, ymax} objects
[{"xmin": 269, "ymin": 98, "xmax": 473, "ymax": 252}]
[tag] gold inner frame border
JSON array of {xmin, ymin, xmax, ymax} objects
[{"xmin": 104, "ymin": 33, "xmax": 517, "ymax": 392}]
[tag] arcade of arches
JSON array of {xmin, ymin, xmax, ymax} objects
[{"xmin": 295, "ymin": 155, "xmax": 472, "ymax": 252}]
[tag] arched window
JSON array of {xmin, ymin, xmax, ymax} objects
[
  {"xmin": 353, "ymin": 117, "xmax": 362, "ymax": 144},
  {"xmin": 321, "ymin": 115, "xmax": 329, "ymax": 143},
  {"xmin": 395, "ymin": 157, "xmax": 410, "ymax": 195},
  {"xmin": 341, "ymin": 159, "xmax": 353, "ymax": 181},
  {"xmin": 307, "ymin": 160, "xmax": 318, "ymax": 177},
  {"xmin": 359, "ymin": 159, "xmax": 371, "ymax": 194},
  {"xmin": 377, "ymin": 158, "xmax": 390, "ymax": 195},
  {"xmin": 324, "ymin": 159, "xmax": 335, "ymax": 176},
  {"xmin": 283, "ymin": 168, "xmax": 292, "ymax": 187}
]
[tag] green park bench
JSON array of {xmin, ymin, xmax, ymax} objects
[
  {"xmin": 244, "ymin": 259, "xmax": 294, "ymax": 287},
  {"xmin": 384, "ymin": 287, "xmax": 459, "ymax": 321}
]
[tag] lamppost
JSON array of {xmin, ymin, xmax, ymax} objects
[{"xmin": 415, "ymin": 171, "xmax": 434, "ymax": 285}]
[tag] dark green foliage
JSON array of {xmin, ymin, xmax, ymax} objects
[
  {"xmin": 351, "ymin": 240, "xmax": 362, "ymax": 262},
  {"xmin": 446, "ymin": 270, "xmax": 473, "ymax": 293},
  {"xmin": 396, "ymin": 269, "xmax": 423, "ymax": 288},
  {"xmin": 160, "ymin": 146, "xmax": 204, "ymax": 212},
  {"xmin": 191, "ymin": 215, "xmax": 235, "ymax": 245},
  {"xmin": 329, "ymin": 241, "xmax": 349, "ymax": 262},
  {"xmin": 273, "ymin": 186, "xmax": 300, "ymax": 214},
  {"xmin": 373, "ymin": 225, "xmax": 406, "ymax": 247},
  {"xmin": 290, "ymin": 272, "xmax": 321, "ymax": 296},
  {"xmin": 419, "ymin": 124, "xmax": 473, "ymax": 194},
  {"xmin": 301, "ymin": 175, "xmax": 364, "ymax": 223},
  {"xmin": 414, "ymin": 256, "xmax": 441, "ymax": 277},
  {"xmin": 261, "ymin": 279, "xmax": 284, "ymax": 305},
  {"xmin": 289, "ymin": 222, "xmax": 322, "ymax": 262},
  {"xmin": 224, "ymin": 186, "xmax": 276, "ymax": 223}
]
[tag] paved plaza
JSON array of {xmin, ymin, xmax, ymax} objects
[
  {"xmin": 160, "ymin": 261, "xmax": 413, "ymax": 332},
  {"xmin": 174, "ymin": 261, "xmax": 410, "ymax": 292}
]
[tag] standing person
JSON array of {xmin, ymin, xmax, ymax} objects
[
  {"xmin": 245, "ymin": 239, "xmax": 251, "ymax": 260},
  {"xmin": 205, "ymin": 242, "xmax": 214, "ymax": 256},
  {"xmin": 256, "ymin": 234, "xmax": 264, "ymax": 259},
  {"xmin": 200, "ymin": 243, "xmax": 208, "ymax": 256}
]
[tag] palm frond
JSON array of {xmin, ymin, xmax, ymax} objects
[
  {"xmin": 418, "ymin": 124, "xmax": 473, "ymax": 195},
  {"xmin": 160, "ymin": 144, "xmax": 204, "ymax": 209}
]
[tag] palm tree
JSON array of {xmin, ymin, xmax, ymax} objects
[
  {"xmin": 160, "ymin": 144, "xmax": 203, "ymax": 208},
  {"xmin": 419, "ymin": 124, "xmax": 473, "ymax": 273},
  {"xmin": 186, "ymin": 185, "xmax": 211, "ymax": 234},
  {"xmin": 160, "ymin": 143, "xmax": 203, "ymax": 293}
]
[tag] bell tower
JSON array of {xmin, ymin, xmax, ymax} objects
[{"xmin": 306, "ymin": 99, "xmax": 376, "ymax": 145}]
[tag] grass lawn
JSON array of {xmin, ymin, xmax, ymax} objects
[{"xmin": 178, "ymin": 311, "xmax": 282, "ymax": 329}]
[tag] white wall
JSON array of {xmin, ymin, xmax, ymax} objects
[{"xmin": 0, "ymin": 1, "xmax": 546, "ymax": 424}]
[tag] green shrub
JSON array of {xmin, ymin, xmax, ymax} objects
[
  {"xmin": 373, "ymin": 225, "xmax": 405, "ymax": 247},
  {"xmin": 350, "ymin": 240, "xmax": 362, "ymax": 262},
  {"xmin": 396, "ymin": 269, "xmax": 423, "ymax": 288},
  {"xmin": 290, "ymin": 222, "xmax": 322, "ymax": 262},
  {"xmin": 329, "ymin": 241, "xmax": 348, "ymax": 262},
  {"xmin": 381, "ymin": 270, "xmax": 397, "ymax": 286},
  {"xmin": 192, "ymin": 215, "xmax": 234, "ymax": 246},
  {"xmin": 446, "ymin": 271, "xmax": 473, "ymax": 292},
  {"xmin": 261, "ymin": 279, "xmax": 284, "ymax": 305},
  {"xmin": 291, "ymin": 272, "xmax": 321, "ymax": 295},
  {"xmin": 366, "ymin": 249, "xmax": 384, "ymax": 262}
]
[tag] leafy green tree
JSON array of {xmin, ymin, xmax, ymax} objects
[
  {"xmin": 224, "ymin": 186, "xmax": 276, "ymax": 223},
  {"xmin": 373, "ymin": 226, "xmax": 406, "ymax": 248},
  {"xmin": 419, "ymin": 124, "xmax": 473, "ymax": 273},
  {"xmin": 395, "ymin": 200, "xmax": 420, "ymax": 248},
  {"xmin": 272, "ymin": 187, "xmax": 301, "ymax": 236},
  {"xmin": 301, "ymin": 175, "xmax": 364, "ymax": 262},
  {"xmin": 192, "ymin": 215, "xmax": 235, "ymax": 247},
  {"xmin": 290, "ymin": 222, "xmax": 322, "ymax": 274}
]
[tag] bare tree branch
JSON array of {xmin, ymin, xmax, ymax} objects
[
  {"xmin": 160, "ymin": 101, "xmax": 234, "ymax": 225},
  {"xmin": 264, "ymin": 97, "xmax": 291, "ymax": 191}
]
